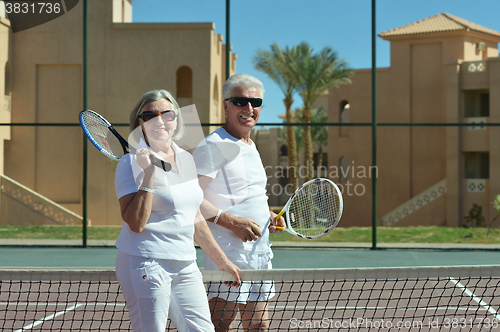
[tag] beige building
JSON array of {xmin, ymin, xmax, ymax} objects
[
  {"xmin": 254, "ymin": 13, "xmax": 500, "ymax": 228},
  {"xmin": 2, "ymin": 7, "xmax": 499, "ymax": 229},
  {"xmin": 0, "ymin": 0, "xmax": 235, "ymax": 226},
  {"xmin": 325, "ymin": 13, "xmax": 500, "ymax": 227}
]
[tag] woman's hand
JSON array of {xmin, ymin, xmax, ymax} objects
[
  {"xmin": 193, "ymin": 212, "xmax": 241, "ymax": 286},
  {"xmin": 217, "ymin": 259, "xmax": 241, "ymax": 287},
  {"xmin": 136, "ymin": 148, "xmax": 154, "ymax": 170}
]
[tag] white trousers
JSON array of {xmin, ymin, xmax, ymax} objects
[{"xmin": 116, "ymin": 251, "xmax": 214, "ymax": 332}]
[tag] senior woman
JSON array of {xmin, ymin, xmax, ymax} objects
[
  {"xmin": 114, "ymin": 89, "xmax": 240, "ymax": 332},
  {"xmin": 193, "ymin": 74, "xmax": 286, "ymax": 331}
]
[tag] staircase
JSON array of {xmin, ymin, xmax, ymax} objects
[
  {"xmin": 380, "ymin": 179, "xmax": 447, "ymax": 226},
  {"xmin": 1, "ymin": 174, "xmax": 83, "ymax": 225}
]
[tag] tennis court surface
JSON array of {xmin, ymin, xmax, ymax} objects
[{"xmin": 1, "ymin": 247, "xmax": 500, "ymax": 331}]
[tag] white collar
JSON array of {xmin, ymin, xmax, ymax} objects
[{"xmin": 136, "ymin": 138, "xmax": 178, "ymax": 161}]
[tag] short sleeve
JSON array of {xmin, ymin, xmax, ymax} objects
[
  {"xmin": 193, "ymin": 141, "xmax": 218, "ymax": 179},
  {"xmin": 193, "ymin": 138, "xmax": 241, "ymax": 179},
  {"xmin": 114, "ymin": 154, "xmax": 142, "ymax": 199}
]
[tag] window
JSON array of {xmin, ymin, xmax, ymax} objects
[
  {"xmin": 339, "ymin": 156, "xmax": 349, "ymax": 182},
  {"xmin": 464, "ymin": 90, "xmax": 489, "ymax": 117},
  {"xmin": 463, "ymin": 152, "xmax": 489, "ymax": 179},
  {"xmin": 280, "ymin": 144, "xmax": 287, "ymax": 156},
  {"xmin": 176, "ymin": 66, "xmax": 193, "ymax": 99},
  {"xmin": 4, "ymin": 61, "xmax": 11, "ymax": 112},
  {"xmin": 213, "ymin": 75, "xmax": 219, "ymax": 112},
  {"xmin": 213, "ymin": 75, "xmax": 219, "ymax": 102},
  {"xmin": 339, "ymin": 101, "xmax": 349, "ymax": 137}
]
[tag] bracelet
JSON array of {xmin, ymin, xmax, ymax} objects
[
  {"xmin": 214, "ymin": 209, "xmax": 223, "ymax": 224},
  {"xmin": 139, "ymin": 186, "xmax": 154, "ymax": 194}
]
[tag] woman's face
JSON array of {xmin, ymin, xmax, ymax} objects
[
  {"xmin": 224, "ymin": 86, "xmax": 261, "ymax": 131},
  {"xmin": 139, "ymin": 99, "xmax": 177, "ymax": 145}
]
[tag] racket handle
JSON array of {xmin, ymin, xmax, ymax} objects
[
  {"xmin": 273, "ymin": 211, "xmax": 285, "ymax": 230},
  {"xmin": 159, "ymin": 160, "xmax": 172, "ymax": 172},
  {"xmin": 252, "ymin": 222, "xmax": 260, "ymax": 236},
  {"xmin": 149, "ymin": 155, "xmax": 172, "ymax": 172}
]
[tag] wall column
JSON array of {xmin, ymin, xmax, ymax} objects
[
  {"xmin": 445, "ymin": 60, "xmax": 463, "ymax": 227},
  {"xmin": 488, "ymin": 57, "xmax": 500, "ymax": 223}
]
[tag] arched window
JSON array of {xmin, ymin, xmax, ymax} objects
[
  {"xmin": 176, "ymin": 66, "xmax": 192, "ymax": 99},
  {"xmin": 121, "ymin": 0, "xmax": 125, "ymax": 22},
  {"xmin": 339, "ymin": 156, "xmax": 349, "ymax": 182},
  {"xmin": 339, "ymin": 101, "xmax": 349, "ymax": 137},
  {"xmin": 213, "ymin": 75, "xmax": 219, "ymax": 102},
  {"xmin": 280, "ymin": 144, "xmax": 288, "ymax": 156},
  {"xmin": 212, "ymin": 75, "xmax": 220, "ymax": 119},
  {"xmin": 4, "ymin": 62, "xmax": 11, "ymax": 112}
]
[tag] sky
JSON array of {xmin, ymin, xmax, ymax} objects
[{"xmin": 133, "ymin": 0, "xmax": 500, "ymax": 125}]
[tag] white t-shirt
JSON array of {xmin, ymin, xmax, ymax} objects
[
  {"xmin": 193, "ymin": 128, "xmax": 272, "ymax": 254},
  {"xmin": 114, "ymin": 139, "xmax": 203, "ymax": 260}
]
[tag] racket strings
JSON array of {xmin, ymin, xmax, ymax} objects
[
  {"xmin": 287, "ymin": 181, "xmax": 341, "ymax": 237},
  {"xmin": 81, "ymin": 113, "xmax": 126, "ymax": 159}
]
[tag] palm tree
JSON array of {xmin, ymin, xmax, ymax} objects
[
  {"xmin": 311, "ymin": 107, "xmax": 328, "ymax": 177},
  {"xmin": 253, "ymin": 43, "xmax": 300, "ymax": 191},
  {"xmin": 287, "ymin": 42, "xmax": 353, "ymax": 181},
  {"xmin": 291, "ymin": 107, "xmax": 327, "ymax": 178},
  {"xmin": 278, "ymin": 108, "xmax": 304, "ymax": 163}
]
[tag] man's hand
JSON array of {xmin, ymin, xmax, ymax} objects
[
  {"xmin": 269, "ymin": 211, "xmax": 285, "ymax": 233},
  {"xmin": 224, "ymin": 213, "xmax": 262, "ymax": 242}
]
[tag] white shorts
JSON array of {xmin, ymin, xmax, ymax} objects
[
  {"xmin": 204, "ymin": 250, "xmax": 275, "ymax": 304},
  {"xmin": 116, "ymin": 251, "xmax": 214, "ymax": 332}
]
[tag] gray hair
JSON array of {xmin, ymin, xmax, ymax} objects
[
  {"xmin": 222, "ymin": 74, "xmax": 265, "ymax": 100},
  {"xmin": 129, "ymin": 89, "xmax": 185, "ymax": 141}
]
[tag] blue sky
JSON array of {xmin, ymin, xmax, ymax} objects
[{"xmin": 133, "ymin": 0, "xmax": 500, "ymax": 124}]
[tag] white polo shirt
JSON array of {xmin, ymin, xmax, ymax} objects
[
  {"xmin": 193, "ymin": 128, "xmax": 272, "ymax": 255},
  {"xmin": 114, "ymin": 139, "xmax": 203, "ymax": 260}
]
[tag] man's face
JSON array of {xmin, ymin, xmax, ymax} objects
[{"xmin": 224, "ymin": 86, "xmax": 262, "ymax": 131}]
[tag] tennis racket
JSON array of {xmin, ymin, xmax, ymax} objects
[
  {"xmin": 79, "ymin": 109, "xmax": 171, "ymax": 172},
  {"xmin": 274, "ymin": 178, "xmax": 343, "ymax": 239}
]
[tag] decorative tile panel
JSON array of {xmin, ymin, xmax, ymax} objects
[
  {"xmin": 467, "ymin": 60, "xmax": 486, "ymax": 73},
  {"xmin": 467, "ymin": 179, "xmax": 486, "ymax": 193},
  {"xmin": 467, "ymin": 117, "xmax": 486, "ymax": 130}
]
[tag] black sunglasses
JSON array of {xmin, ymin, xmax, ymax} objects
[
  {"xmin": 226, "ymin": 97, "xmax": 263, "ymax": 108},
  {"xmin": 139, "ymin": 110, "xmax": 177, "ymax": 122}
]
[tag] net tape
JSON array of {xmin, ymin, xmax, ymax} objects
[{"xmin": 2, "ymin": 266, "xmax": 500, "ymax": 331}]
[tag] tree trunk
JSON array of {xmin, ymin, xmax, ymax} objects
[
  {"xmin": 302, "ymin": 107, "xmax": 314, "ymax": 182},
  {"xmin": 285, "ymin": 99, "xmax": 298, "ymax": 191},
  {"xmin": 317, "ymin": 146, "xmax": 323, "ymax": 178}
]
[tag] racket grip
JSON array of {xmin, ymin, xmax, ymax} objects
[
  {"xmin": 159, "ymin": 160, "xmax": 172, "ymax": 172},
  {"xmin": 273, "ymin": 211, "xmax": 285, "ymax": 230},
  {"xmin": 149, "ymin": 155, "xmax": 172, "ymax": 172},
  {"xmin": 252, "ymin": 222, "xmax": 260, "ymax": 236}
]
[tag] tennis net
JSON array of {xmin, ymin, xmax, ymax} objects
[{"xmin": 1, "ymin": 265, "xmax": 500, "ymax": 331}]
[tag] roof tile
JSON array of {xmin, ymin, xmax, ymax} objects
[{"xmin": 379, "ymin": 13, "xmax": 500, "ymax": 38}]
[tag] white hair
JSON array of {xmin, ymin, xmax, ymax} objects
[
  {"xmin": 129, "ymin": 89, "xmax": 185, "ymax": 140},
  {"xmin": 222, "ymin": 74, "xmax": 265, "ymax": 100}
]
